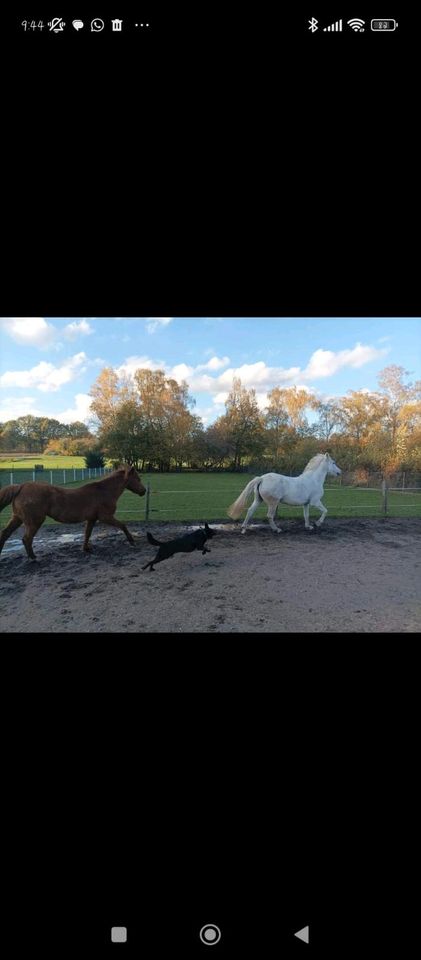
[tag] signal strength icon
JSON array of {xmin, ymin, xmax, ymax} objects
[
  {"xmin": 323, "ymin": 19, "xmax": 342, "ymax": 31},
  {"xmin": 347, "ymin": 19, "xmax": 365, "ymax": 31}
]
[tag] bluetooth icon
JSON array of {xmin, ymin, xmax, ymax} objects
[{"xmin": 308, "ymin": 18, "xmax": 318, "ymax": 32}]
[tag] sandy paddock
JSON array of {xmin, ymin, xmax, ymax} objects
[{"xmin": 1, "ymin": 517, "xmax": 420, "ymax": 633}]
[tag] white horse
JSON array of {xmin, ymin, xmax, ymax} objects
[{"xmin": 227, "ymin": 453, "xmax": 341, "ymax": 533}]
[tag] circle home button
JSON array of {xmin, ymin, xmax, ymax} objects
[{"xmin": 199, "ymin": 924, "xmax": 222, "ymax": 945}]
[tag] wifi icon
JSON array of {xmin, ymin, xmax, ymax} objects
[{"xmin": 347, "ymin": 18, "xmax": 365, "ymax": 31}]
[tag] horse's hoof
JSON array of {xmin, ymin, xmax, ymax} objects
[{"xmin": 241, "ymin": 529, "xmax": 247, "ymax": 535}]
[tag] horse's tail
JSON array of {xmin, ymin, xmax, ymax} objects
[
  {"xmin": 227, "ymin": 477, "xmax": 262, "ymax": 519},
  {"xmin": 146, "ymin": 532, "xmax": 161, "ymax": 546},
  {"xmin": 0, "ymin": 484, "xmax": 23, "ymax": 512}
]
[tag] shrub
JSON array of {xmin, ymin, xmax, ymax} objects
[{"xmin": 84, "ymin": 450, "xmax": 106, "ymax": 468}]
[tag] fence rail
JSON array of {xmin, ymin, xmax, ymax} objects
[
  {"xmin": 1, "ymin": 474, "xmax": 421, "ymax": 525},
  {"xmin": 0, "ymin": 466, "xmax": 112, "ymax": 486}
]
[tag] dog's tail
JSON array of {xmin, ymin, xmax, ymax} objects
[
  {"xmin": 227, "ymin": 477, "xmax": 262, "ymax": 519},
  {"xmin": 146, "ymin": 531, "xmax": 161, "ymax": 546},
  {"xmin": 0, "ymin": 484, "xmax": 23, "ymax": 513}
]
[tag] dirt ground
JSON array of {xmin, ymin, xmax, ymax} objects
[{"xmin": 1, "ymin": 518, "xmax": 420, "ymax": 633}]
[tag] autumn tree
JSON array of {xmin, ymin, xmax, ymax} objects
[
  {"xmin": 89, "ymin": 366, "xmax": 199, "ymax": 470},
  {"xmin": 219, "ymin": 377, "xmax": 266, "ymax": 470},
  {"xmin": 264, "ymin": 387, "xmax": 290, "ymax": 461},
  {"xmin": 376, "ymin": 365, "xmax": 421, "ymax": 474},
  {"xmin": 89, "ymin": 367, "xmax": 133, "ymax": 431},
  {"xmin": 313, "ymin": 400, "xmax": 342, "ymax": 443}
]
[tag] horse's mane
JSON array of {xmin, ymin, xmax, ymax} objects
[
  {"xmin": 92, "ymin": 467, "xmax": 126, "ymax": 483},
  {"xmin": 303, "ymin": 453, "xmax": 326, "ymax": 473}
]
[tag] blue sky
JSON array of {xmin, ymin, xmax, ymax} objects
[{"xmin": 1, "ymin": 317, "xmax": 420, "ymax": 428}]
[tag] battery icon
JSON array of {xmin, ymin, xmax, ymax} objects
[{"xmin": 371, "ymin": 19, "xmax": 398, "ymax": 31}]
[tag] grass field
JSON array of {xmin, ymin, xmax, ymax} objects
[
  {"xmin": 1, "ymin": 471, "xmax": 421, "ymax": 527},
  {"xmin": 0, "ymin": 455, "xmax": 110, "ymax": 470}
]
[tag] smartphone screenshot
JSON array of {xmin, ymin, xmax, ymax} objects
[{"xmin": 1, "ymin": 8, "xmax": 418, "ymax": 959}]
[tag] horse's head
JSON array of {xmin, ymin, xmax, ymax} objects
[
  {"xmin": 325, "ymin": 453, "xmax": 341, "ymax": 476},
  {"xmin": 124, "ymin": 465, "xmax": 146, "ymax": 497}
]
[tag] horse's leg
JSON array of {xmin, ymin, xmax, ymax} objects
[
  {"xmin": 83, "ymin": 519, "xmax": 96, "ymax": 553},
  {"xmin": 22, "ymin": 517, "xmax": 45, "ymax": 560},
  {"xmin": 241, "ymin": 496, "xmax": 261, "ymax": 534},
  {"xmin": 312, "ymin": 499, "xmax": 328, "ymax": 526},
  {"xmin": 99, "ymin": 515, "xmax": 135, "ymax": 544},
  {"xmin": 266, "ymin": 498, "xmax": 282, "ymax": 533},
  {"xmin": 303, "ymin": 504, "xmax": 314, "ymax": 530},
  {"xmin": 0, "ymin": 515, "xmax": 22, "ymax": 554}
]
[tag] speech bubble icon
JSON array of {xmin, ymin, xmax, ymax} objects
[{"xmin": 72, "ymin": 20, "xmax": 84, "ymax": 31}]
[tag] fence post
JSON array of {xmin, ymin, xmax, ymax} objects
[
  {"xmin": 10, "ymin": 472, "xmax": 13, "ymax": 485},
  {"xmin": 63, "ymin": 469, "xmax": 66, "ymax": 485},
  {"xmin": 89, "ymin": 468, "xmax": 91, "ymax": 479},
  {"xmin": 145, "ymin": 482, "xmax": 150, "ymax": 521},
  {"xmin": 73, "ymin": 468, "xmax": 76, "ymax": 481},
  {"xmin": 382, "ymin": 479, "xmax": 388, "ymax": 516},
  {"xmin": 50, "ymin": 470, "xmax": 53, "ymax": 484},
  {"xmin": 32, "ymin": 470, "xmax": 35, "ymax": 482}
]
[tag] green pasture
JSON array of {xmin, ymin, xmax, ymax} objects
[
  {"xmin": 0, "ymin": 455, "xmax": 112, "ymax": 470},
  {"xmin": 1, "ymin": 471, "xmax": 421, "ymax": 527}
]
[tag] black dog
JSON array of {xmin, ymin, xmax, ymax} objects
[{"xmin": 142, "ymin": 522, "xmax": 217, "ymax": 571}]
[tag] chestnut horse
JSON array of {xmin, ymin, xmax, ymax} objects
[{"xmin": 0, "ymin": 465, "xmax": 146, "ymax": 560}]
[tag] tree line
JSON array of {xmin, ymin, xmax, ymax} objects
[
  {"xmin": 0, "ymin": 416, "xmax": 95, "ymax": 455},
  {"xmin": 88, "ymin": 363, "xmax": 421, "ymax": 479},
  {"xmin": 1, "ymin": 364, "xmax": 420, "ymax": 480}
]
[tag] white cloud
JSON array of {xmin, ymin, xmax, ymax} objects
[
  {"xmin": 54, "ymin": 393, "xmax": 93, "ymax": 424},
  {"xmin": 0, "ymin": 393, "xmax": 94, "ymax": 426},
  {"xmin": 186, "ymin": 373, "xmax": 217, "ymax": 391},
  {"xmin": 115, "ymin": 355, "xmax": 163, "ymax": 378},
  {"xmin": 0, "ymin": 317, "xmax": 96, "ymax": 349},
  {"xmin": 196, "ymin": 355, "xmax": 230, "ymax": 372},
  {"xmin": 213, "ymin": 392, "xmax": 229, "ymax": 405},
  {"xmin": 63, "ymin": 319, "xmax": 94, "ymax": 339},
  {"xmin": 302, "ymin": 343, "xmax": 388, "ymax": 379},
  {"xmin": 0, "ymin": 352, "xmax": 88, "ymax": 393},
  {"xmin": 146, "ymin": 317, "xmax": 173, "ymax": 334},
  {"xmin": 104, "ymin": 340, "xmax": 389, "ymax": 425},
  {"xmin": 170, "ymin": 363, "xmax": 194, "ymax": 380},
  {"xmin": 207, "ymin": 361, "xmax": 302, "ymax": 392},
  {"xmin": 0, "ymin": 395, "xmax": 44, "ymax": 421},
  {"xmin": 0, "ymin": 317, "xmax": 56, "ymax": 348}
]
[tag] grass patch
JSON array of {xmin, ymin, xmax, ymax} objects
[{"xmin": 0, "ymin": 455, "xmax": 92, "ymax": 470}]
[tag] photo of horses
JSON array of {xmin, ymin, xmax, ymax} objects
[{"xmin": 1, "ymin": 316, "xmax": 420, "ymax": 632}]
